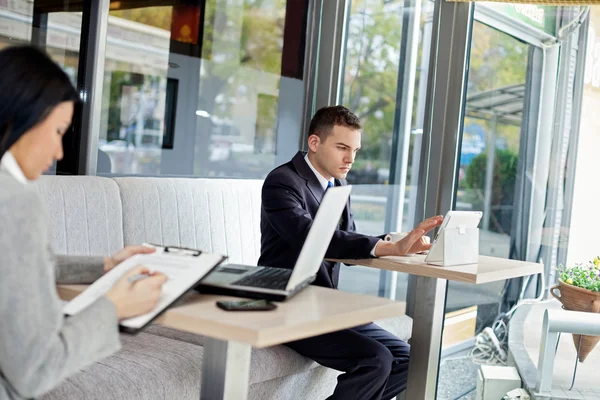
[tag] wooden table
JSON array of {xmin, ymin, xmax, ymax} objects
[
  {"xmin": 58, "ymin": 284, "xmax": 406, "ymax": 400},
  {"xmin": 329, "ymin": 255, "xmax": 543, "ymax": 400}
]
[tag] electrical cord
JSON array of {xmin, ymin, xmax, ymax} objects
[
  {"xmin": 504, "ymin": 268, "xmax": 547, "ymax": 319},
  {"xmin": 469, "ymin": 319, "xmax": 509, "ymax": 365},
  {"xmin": 468, "ymin": 268, "xmax": 551, "ymax": 366}
]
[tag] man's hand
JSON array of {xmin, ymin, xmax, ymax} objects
[
  {"xmin": 104, "ymin": 245, "xmax": 156, "ymax": 273},
  {"xmin": 374, "ymin": 215, "xmax": 443, "ymax": 257}
]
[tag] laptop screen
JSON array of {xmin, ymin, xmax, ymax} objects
[{"xmin": 285, "ymin": 185, "xmax": 352, "ymax": 290}]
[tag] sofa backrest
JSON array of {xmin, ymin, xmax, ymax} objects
[
  {"xmin": 114, "ymin": 177, "xmax": 263, "ymax": 264},
  {"xmin": 36, "ymin": 176, "xmax": 263, "ymax": 265},
  {"xmin": 35, "ymin": 176, "xmax": 125, "ymax": 256}
]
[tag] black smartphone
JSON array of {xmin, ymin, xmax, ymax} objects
[{"xmin": 216, "ymin": 299, "xmax": 277, "ymax": 311}]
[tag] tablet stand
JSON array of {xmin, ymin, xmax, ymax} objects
[{"xmin": 425, "ymin": 225, "xmax": 479, "ymax": 266}]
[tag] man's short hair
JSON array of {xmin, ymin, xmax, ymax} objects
[{"xmin": 308, "ymin": 105, "xmax": 362, "ymax": 141}]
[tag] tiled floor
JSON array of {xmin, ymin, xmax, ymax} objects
[{"xmin": 437, "ymin": 355, "xmax": 479, "ymax": 399}]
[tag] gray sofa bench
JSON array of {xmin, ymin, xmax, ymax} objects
[{"xmin": 35, "ymin": 175, "xmax": 412, "ymax": 400}]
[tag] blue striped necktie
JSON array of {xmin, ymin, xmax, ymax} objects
[{"xmin": 327, "ymin": 181, "xmax": 333, "ymax": 189}]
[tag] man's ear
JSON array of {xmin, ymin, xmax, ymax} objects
[{"xmin": 307, "ymin": 134, "xmax": 320, "ymax": 152}]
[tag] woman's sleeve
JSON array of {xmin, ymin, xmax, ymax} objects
[{"xmin": 54, "ymin": 254, "xmax": 106, "ymax": 284}]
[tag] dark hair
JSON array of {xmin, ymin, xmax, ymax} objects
[
  {"xmin": 0, "ymin": 46, "xmax": 79, "ymax": 159},
  {"xmin": 308, "ymin": 105, "xmax": 362, "ymax": 141}
]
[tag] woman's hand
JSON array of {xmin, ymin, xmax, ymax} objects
[
  {"xmin": 105, "ymin": 265, "xmax": 168, "ymax": 320},
  {"xmin": 104, "ymin": 245, "xmax": 156, "ymax": 273}
]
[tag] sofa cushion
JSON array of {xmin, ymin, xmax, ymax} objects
[
  {"xmin": 41, "ymin": 331, "xmax": 339, "ymax": 400},
  {"xmin": 143, "ymin": 324, "xmax": 207, "ymax": 346},
  {"xmin": 374, "ymin": 316, "xmax": 413, "ymax": 342},
  {"xmin": 41, "ymin": 318, "xmax": 413, "ymax": 399},
  {"xmin": 248, "ymin": 366, "xmax": 341, "ymax": 400},
  {"xmin": 249, "ymin": 344, "xmax": 319, "ymax": 385},
  {"xmin": 35, "ymin": 176, "xmax": 124, "ymax": 256},
  {"xmin": 42, "ymin": 332, "xmax": 203, "ymax": 400},
  {"xmin": 114, "ymin": 177, "xmax": 262, "ymax": 265},
  {"xmin": 40, "ymin": 332, "xmax": 336, "ymax": 400}
]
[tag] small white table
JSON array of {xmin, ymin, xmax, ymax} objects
[{"xmin": 329, "ymin": 255, "xmax": 543, "ymax": 399}]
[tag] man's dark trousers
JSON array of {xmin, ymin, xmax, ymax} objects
[{"xmin": 286, "ymin": 323, "xmax": 409, "ymax": 400}]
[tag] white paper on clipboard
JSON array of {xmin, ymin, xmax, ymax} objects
[{"xmin": 62, "ymin": 244, "xmax": 226, "ymax": 331}]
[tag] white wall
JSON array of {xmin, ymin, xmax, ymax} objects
[{"xmin": 566, "ymin": 10, "xmax": 600, "ymax": 266}]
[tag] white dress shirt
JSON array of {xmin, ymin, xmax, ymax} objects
[
  {"xmin": 0, "ymin": 151, "xmax": 27, "ymax": 185},
  {"xmin": 304, "ymin": 154, "xmax": 380, "ymax": 256},
  {"xmin": 304, "ymin": 154, "xmax": 334, "ymax": 190}
]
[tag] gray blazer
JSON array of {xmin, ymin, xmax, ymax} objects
[{"xmin": 0, "ymin": 171, "xmax": 120, "ymax": 400}]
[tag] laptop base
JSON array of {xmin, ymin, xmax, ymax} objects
[{"xmin": 196, "ymin": 276, "xmax": 314, "ymax": 302}]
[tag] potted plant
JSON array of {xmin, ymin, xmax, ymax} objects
[{"xmin": 551, "ymin": 257, "xmax": 600, "ymax": 362}]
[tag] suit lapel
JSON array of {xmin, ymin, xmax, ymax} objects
[{"xmin": 292, "ymin": 151, "xmax": 325, "ymax": 205}]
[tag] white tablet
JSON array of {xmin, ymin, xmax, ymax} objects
[
  {"xmin": 425, "ymin": 210, "xmax": 482, "ymax": 265},
  {"xmin": 431, "ymin": 210, "xmax": 483, "ymax": 244}
]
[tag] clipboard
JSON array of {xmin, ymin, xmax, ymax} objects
[{"xmin": 63, "ymin": 243, "xmax": 227, "ymax": 334}]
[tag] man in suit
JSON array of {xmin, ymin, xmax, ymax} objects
[{"xmin": 258, "ymin": 105, "xmax": 443, "ymax": 400}]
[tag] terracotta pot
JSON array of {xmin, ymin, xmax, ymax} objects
[{"xmin": 550, "ymin": 280, "xmax": 600, "ymax": 362}]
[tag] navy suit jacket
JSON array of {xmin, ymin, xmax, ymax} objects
[{"xmin": 258, "ymin": 151, "xmax": 381, "ymax": 289}]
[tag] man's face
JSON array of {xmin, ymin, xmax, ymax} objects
[{"xmin": 309, "ymin": 125, "xmax": 361, "ymax": 180}]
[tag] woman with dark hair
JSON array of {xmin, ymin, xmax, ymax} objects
[{"xmin": 0, "ymin": 46, "xmax": 168, "ymax": 399}]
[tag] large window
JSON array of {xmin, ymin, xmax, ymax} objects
[
  {"xmin": 0, "ymin": 1, "xmax": 82, "ymax": 78},
  {"xmin": 458, "ymin": 24, "xmax": 530, "ymax": 258},
  {"xmin": 0, "ymin": 0, "xmax": 86, "ymax": 175},
  {"xmin": 437, "ymin": 3, "xmax": 588, "ymax": 398},
  {"xmin": 337, "ymin": 0, "xmax": 435, "ymax": 304},
  {"xmin": 448, "ymin": 20, "xmax": 534, "ymax": 327},
  {"xmin": 97, "ymin": 0, "xmax": 308, "ymax": 178}
]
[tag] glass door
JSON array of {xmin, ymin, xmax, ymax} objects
[
  {"xmin": 437, "ymin": 4, "xmax": 562, "ymax": 398},
  {"xmin": 447, "ymin": 21, "xmax": 537, "ymax": 321}
]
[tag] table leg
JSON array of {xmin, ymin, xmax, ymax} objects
[
  {"xmin": 200, "ymin": 337, "xmax": 252, "ymax": 400},
  {"xmin": 406, "ymin": 276, "xmax": 448, "ymax": 399}
]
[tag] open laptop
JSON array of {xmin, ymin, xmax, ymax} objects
[{"xmin": 198, "ymin": 185, "xmax": 352, "ymax": 302}]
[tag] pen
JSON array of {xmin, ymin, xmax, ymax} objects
[{"xmin": 128, "ymin": 273, "xmax": 150, "ymax": 283}]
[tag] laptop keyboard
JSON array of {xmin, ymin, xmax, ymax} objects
[{"xmin": 232, "ymin": 267, "xmax": 292, "ymax": 290}]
